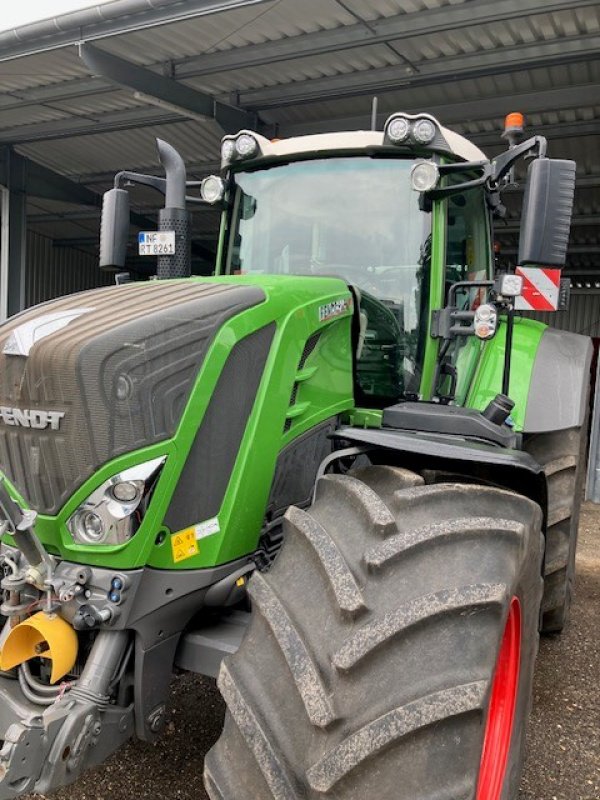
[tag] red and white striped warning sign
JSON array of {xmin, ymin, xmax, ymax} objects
[{"xmin": 514, "ymin": 267, "xmax": 562, "ymax": 312}]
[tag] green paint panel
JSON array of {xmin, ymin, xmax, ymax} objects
[{"xmin": 466, "ymin": 316, "xmax": 547, "ymax": 431}]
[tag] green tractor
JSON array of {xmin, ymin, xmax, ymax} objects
[{"xmin": 0, "ymin": 111, "xmax": 591, "ymax": 800}]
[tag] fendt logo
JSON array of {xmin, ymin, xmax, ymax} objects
[{"xmin": 0, "ymin": 407, "xmax": 65, "ymax": 431}]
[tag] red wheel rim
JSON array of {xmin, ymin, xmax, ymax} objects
[{"xmin": 476, "ymin": 596, "xmax": 522, "ymax": 800}]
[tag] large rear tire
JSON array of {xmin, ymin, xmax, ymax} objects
[
  {"xmin": 524, "ymin": 426, "xmax": 587, "ymax": 633},
  {"xmin": 205, "ymin": 466, "xmax": 543, "ymax": 800}
]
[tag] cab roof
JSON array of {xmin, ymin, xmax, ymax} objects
[{"xmin": 247, "ymin": 127, "xmax": 486, "ymax": 164}]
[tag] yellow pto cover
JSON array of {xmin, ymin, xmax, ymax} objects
[{"xmin": 0, "ymin": 612, "xmax": 78, "ymax": 684}]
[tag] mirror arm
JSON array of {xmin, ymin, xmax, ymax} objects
[
  {"xmin": 114, "ymin": 171, "xmax": 167, "ymax": 194},
  {"xmin": 489, "ymin": 135, "xmax": 547, "ymax": 184}
]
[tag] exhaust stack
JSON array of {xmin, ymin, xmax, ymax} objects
[{"xmin": 156, "ymin": 138, "xmax": 191, "ymax": 280}]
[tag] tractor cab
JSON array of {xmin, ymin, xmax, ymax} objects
[
  {"xmin": 205, "ymin": 119, "xmax": 491, "ymax": 406},
  {"xmin": 197, "ymin": 115, "xmax": 575, "ymax": 411}
]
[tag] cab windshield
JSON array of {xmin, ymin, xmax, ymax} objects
[{"xmin": 226, "ymin": 157, "xmax": 432, "ymax": 400}]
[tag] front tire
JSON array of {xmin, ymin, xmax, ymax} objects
[{"xmin": 205, "ymin": 466, "xmax": 543, "ymax": 800}]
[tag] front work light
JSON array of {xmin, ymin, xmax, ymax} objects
[
  {"xmin": 387, "ymin": 116, "xmax": 410, "ymax": 143},
  {"xmin": 221, "ymin": 132, "xmax": 262, "ymax": 167},
  {"xmin": 384, "ymin": 113, "xmax": 441, "ymax": 148},
  {"xmin": 494, "ymin": 273, "xmax": 523, "ymax": 298},
  {"xmin": 411, "ymin": 161, "xmax": 440, "ymax": 192},
  {"xmin": 68, "ymin": 456, "xmax": 166, "ymax": 546},
  {"xmin": 412, "ymin": 117, "xmax": 437, "ymax": 145},
  {"xmin": 221, "ymin": 138, "xmax": 235, "ymax": 166},
  {"xmin": 235, "ymin": 133, "xmax": 259, "ymax": 158},
  {"xmin": 200, "ymin": 175, "xmax": 225, "ymax": 204}
]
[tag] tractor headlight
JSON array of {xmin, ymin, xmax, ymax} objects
[
  {"xmin": 79, "ymin": 511, "xmax": 105, "ymax": 542},
  {"xmin": 68, "ymin": 456, "xmax": 166, "ymax": 546},
  {"xmin": 411, "ymin": 161, "xmax": 439, "ymax": 192}
]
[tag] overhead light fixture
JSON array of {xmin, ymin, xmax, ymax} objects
[{"xmin": 133, "ymin": 91, "xmax": 212, "ymax": 124}]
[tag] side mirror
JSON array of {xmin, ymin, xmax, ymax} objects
[
  {"xmin": 99, "ymin": 188, "xmax": 130, "ymax": 271},
  {"xmin": 518, "ymin": 158, "xmax": 576, "ymax": 267}
]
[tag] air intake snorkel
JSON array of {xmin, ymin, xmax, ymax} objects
[{"xmin": 99, "ymin": 138, "xmax": 191, "ymax": 279}]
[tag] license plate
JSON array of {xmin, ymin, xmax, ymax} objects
[{"xmin": 138, "ymin": 231, "xmax": 176, "ymax": 256}]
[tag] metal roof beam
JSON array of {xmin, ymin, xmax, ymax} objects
[
  {"xmin": 278, "ymin": 84, "xmax": 600, "ymax": 136},
  {"xmin": 0, "ymin": 108, "xmax": 179, "ymax": 144},
  {"xmin": 0, "ymin": 147, "xmax": 156, "ymax": 231},
  {"xmin": 240, "ymin": 35, "xmax": 600, "ymax": 110},
  {"xmin": 79, "ymin": 42, "xmax": 253, "ymax": 134},
  {"xmin": 173, "ymin": 0, "xmax": 600, "ymax": 78},
  {"xmin": 28, "ymin": 207, "xmax": 220, "ymax": 222},
  {"xmin": 4, "ymin": 80, "xmax": 598, "ymax": 146},
  {"xmin": 0, "ymin": 146, "xmax": 101, "ymax": 207}
]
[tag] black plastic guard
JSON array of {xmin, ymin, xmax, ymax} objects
[
  {"xmin": 333, "ymin": 426, "xmax": 548, "ymax": 526},
  {"xmin": 382, "ymin": 402, "xmax": 518, "ymax": 448}
]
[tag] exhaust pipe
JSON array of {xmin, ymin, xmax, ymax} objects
[{"xmin": 156, "ymin": 138, "xmax": 191, "ymax": 280}]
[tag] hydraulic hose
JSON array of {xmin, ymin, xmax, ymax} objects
[{"xmin": 18, "ymin": 667, "xmax": 57, "ymax": 706}]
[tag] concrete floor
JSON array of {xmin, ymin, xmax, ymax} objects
[{"xmin": 29, "ymin": 505, "xmax": 600, "ymax": 800}]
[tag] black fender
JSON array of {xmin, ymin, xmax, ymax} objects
[
  {"xmin": 333, "ymin": 426, "xmax": 548, "ymax": 526},
  {"xmin": 524, "ymin": 327, "xmax": 592, "ymax": 433}
]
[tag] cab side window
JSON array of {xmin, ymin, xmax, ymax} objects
[
  {"xmin": 440, "ymin": 189, "xmax": 492, "ymax": 402},
  {"xmin": 446, "ymin": 190, "xmax": 490, "ymax": 303}
]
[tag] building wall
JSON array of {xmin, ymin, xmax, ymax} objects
[
  {"xmin": 26, "ymin": 230, "xmax": 111, "ymax": 308},
  {"xmin": 524, "ymin": 293, "xmax": 600, "ymax": 338}
]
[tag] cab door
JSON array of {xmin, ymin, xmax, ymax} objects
[{"xmin": 440, "ymin": 188, "xmax": 493, "ymax": 403}]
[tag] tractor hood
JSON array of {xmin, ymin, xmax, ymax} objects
[{"xmin": 0, "ymin": 281, "xmax": 264, "ymax": 514}]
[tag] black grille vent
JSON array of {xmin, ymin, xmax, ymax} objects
[
  {"xmin": 255, "ymin": 522, "xmax": 285, "ymax": 571},
  {"xmin": 283, "ymin": 332, "xmax": 322, "ymax": 433}
]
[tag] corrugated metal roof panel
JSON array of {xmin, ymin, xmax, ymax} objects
[
  {"xmin": 182, "ymin": 42, "xmax": 404, "ymax": 94},
  {"xmin": 263, "ymin": 59, "xmax": 600, "ymax": 128},
  {"xmin": 0, "ymin": 47, "xmax": 88, "ymax": 92},
  {"xmin": 16, "ymin": 118, "xmax": 220, "ymax": 177},
  {"xmin": 48, "ymin": 89, "xmax": 148, "ymax": 117},
  {"xmin": 96, "ymin": 0, "xmax": 357, "ymax": 63},
  {"xmin": 0, "ymin": 106, "xmax": 71, "ymax": 130}
]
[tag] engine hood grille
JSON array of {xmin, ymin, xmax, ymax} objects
[{"xmin": 0, "ymin": 281, "xmax": 264, "ymax": 515}]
